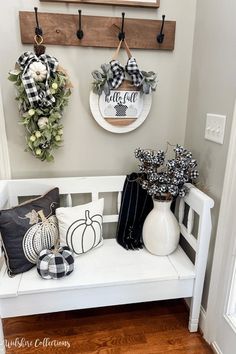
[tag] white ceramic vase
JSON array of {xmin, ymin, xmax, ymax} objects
[{"xmin": 142, "ymin": 198, "xmax": 180, "ymax": 256}]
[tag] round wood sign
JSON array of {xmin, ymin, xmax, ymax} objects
[{"xmin": 90, "ymin": 80, "xmax": 152, "ymax": 133}]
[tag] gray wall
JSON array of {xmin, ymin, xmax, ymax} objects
[
  {"xmin": 2, "ymin": 0, "xmax": 227, "ymax": 312},
  {"xmin": 184, "ymin": 0, "xmax": 236, "ymax": 309},
  {"xmin": 0, "ymin": 0, "xmax": 196, "ymax": 178}
]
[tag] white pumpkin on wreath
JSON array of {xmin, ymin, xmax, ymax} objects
[{"xmin": 28, "ymin": 61, "xmax": 47, "ymax": 82}]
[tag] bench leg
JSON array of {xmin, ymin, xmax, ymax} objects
[
  {"xmin": 0, "ymin": 317, "xmax": 5, "ymax": 354},
  {"xmin": 188, "ymin": 294, "xmax": 201, "ymax": 332}
]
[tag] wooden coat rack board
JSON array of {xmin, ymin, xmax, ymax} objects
[
  {"xmin": 40, "ymin": 0, "xmax": 160, "ymax": 8},
  {"xmin": 19, "ymin": 11, "xmax": 176, "ymax": 50}
]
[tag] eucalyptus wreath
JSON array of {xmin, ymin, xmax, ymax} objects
[
  {"xmin": 8, "ymin": 53, "xmax": 71, "ymax": 162},
  {"xmin": 141, "ymin": 71, "xmax": 158, "ymax": 94},
  {"xmin": 92, "ymin": 63, "xmax": 157, "ymax": 96},
  {"xmin": 134, "ymin": 144, "xmax": 199, "ymax": 200},
  {"xmin": 92, "ymin": 64, "xmax": 113, "ymax": 96}
]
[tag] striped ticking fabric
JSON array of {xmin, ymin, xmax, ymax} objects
[{"xmin": 116, "ymin": 173, "xmax": 153, "ymax": 250}]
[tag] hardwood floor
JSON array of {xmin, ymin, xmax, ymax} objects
[{"xmin": 3, "ymin": 300, "xmax": 213, "ymax": 353}]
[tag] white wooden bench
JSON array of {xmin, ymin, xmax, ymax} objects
[{"xmin": 0, "ymin": 176, "xmax": 214, "ymax": 350}]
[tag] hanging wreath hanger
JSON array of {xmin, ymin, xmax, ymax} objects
[
  {"xmin": 34, "ymin": 7, "xmax": 46, "ymax": 56},
  {"xmin": 111, "ymin": 23, "xmax": 132, "ymax": 60}
]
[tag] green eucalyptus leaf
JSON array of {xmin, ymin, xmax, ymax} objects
[
  {"xmin": 33, "ymin": 140, "xmax": 41, "ymax": 147},
  {"xmin": 8, "ymin": 74, "xmax": 18, "ymax": 82},
  {"xmin": 103, "ymin": 82, "xmax": 111, "ymax": 96},
  {"xmin": 46, "ymin": 154, "xmax": 54, "ymax": 162},
  {"xmin": 142, "ymin": 82, "xmax": 151, "ymax": 94},
  {"xmin": 101, "ymin": 63, "xmax": 111, "ymax": 74},
  {"xmin": 92, "ymin": 70, "xmax": 103, "ymax": 81},
  {"xmin": 44, "ymin": 130, "xmax": 51, "ymax": 141}
]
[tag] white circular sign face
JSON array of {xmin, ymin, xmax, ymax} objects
[{"xmin": 90, "ymin": 80, "xmax": 152, "ymax": 134}]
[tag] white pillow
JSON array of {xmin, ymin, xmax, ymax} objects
[{"xmin": 56, "ymin": 199, "xmax": 104, "ymax": 256}]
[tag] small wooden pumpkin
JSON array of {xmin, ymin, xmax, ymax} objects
[
  {"xmin": 66, "ymin": 210, "xmax": 102, "ymax": 254},
  {"xmin": 37, "ymin": 246, "xmax": 74, "ymax": 280},
  {"xmin": 23, "ymin": 210, "xmax": 59, "ymax": 264}
]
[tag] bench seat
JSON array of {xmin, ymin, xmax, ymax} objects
[
  {"xmin": 0, "ymin": 239, "xmax": 195, "ymax": 318},
  {"xmin": 0, "ymin": 176, "xmax": 214, "ymax": 335}
]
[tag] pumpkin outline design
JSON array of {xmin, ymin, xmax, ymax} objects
[
  {"xmin": 66, "ymin": 210, "xmax": 102, "ymax": 255},
  {"xmin": 22, "ymin": 203, "xmax": 59, "ymax": 264}
]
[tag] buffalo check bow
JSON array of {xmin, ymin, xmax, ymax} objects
[
  {"xmin": 126, "ymin": 57, "xmax": 143, "ymax": 87},
  {"xmin": 110, "ymin": 57, "xmax": 143, "ymax": 90},
  {"xmin": 110, "ymin": 60, "xmax": 125, "ymax": 89},
  {"xmin": 17, "ymin": 52, "xmax": 58, "ymax": 107}
]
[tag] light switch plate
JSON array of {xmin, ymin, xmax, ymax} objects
[{"xmin": 205, "ymin": 114, "xmax": 226, "ymax": 144}]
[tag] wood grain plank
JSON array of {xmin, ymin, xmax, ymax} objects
[
  {"xmin": 3, "ymin": 312, "xmax": 188, "ymax": 338},
  {"xmin": 19, "ymin": 11, "xmax": 176, "ymax": 50},
  {"xmin": 3, "ymin": 300, "xmax": 186, "ymax": 335},
  {"xmin": 40, "ymin": 0, "xmax": 160, "ymax": 9},
  {"xmin": 3, "ymin": 300, "xmax": 213, "ymax": 354},
  {"xmin": 105, "ymin": 118, "xmax": 137, "ymax": 126}
]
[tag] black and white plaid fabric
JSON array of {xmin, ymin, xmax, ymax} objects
[
  {"xmin": 17, "ymin": 52, "xmax": 58, "ymax": 107},
  {"xmin": 126, "ymin": 57, "xmax": 143, "ymax": 87},
  {"xmin": 110, "ymin": 59, "xmax": 125, "ymax": 89},
  {"xmin": 114, "ymin": 103, "xmax": 128, "ymax": 117},
  {"xmin": 37, "ymin": 246, "xmax": 74, "ymax": 280}
]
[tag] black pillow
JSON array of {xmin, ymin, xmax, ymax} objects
[{"xmin": 0, "ymin": 188, "xmax": 60, "ymax": 276}]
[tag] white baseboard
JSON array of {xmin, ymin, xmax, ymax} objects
[
  {"xmin": 184, "ymin": 298, "xmax": 206, "ymax": 334},
  {"xmin": 211, "ymin": 341, "xmax": 223, "ymax": 354},
  {"xmin": 184, "ymin": 300, "xmax": 223, "ymax": 353},
  {"xmin": 199, "ymin": 306, "xmax": 206, "ymax": 334}
]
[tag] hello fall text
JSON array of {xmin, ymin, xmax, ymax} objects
[{"xmin": 105, "ymin": 91, "xmax": 139, "ymax": 104}]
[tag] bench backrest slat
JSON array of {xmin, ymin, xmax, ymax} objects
[
  {"xmin": 175, "ymin": 183, "xmax": 214, "ymax": 274},
  {"xmin": 0, "ymin": 177, "xmax": 214, "ymax": 269}
]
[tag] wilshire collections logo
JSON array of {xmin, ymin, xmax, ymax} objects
[{"xmin": 1, "ymin": 337, "xmax": 70, "ymax": 349}]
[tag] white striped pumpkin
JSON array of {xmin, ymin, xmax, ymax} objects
[{"xmin": 22, "ymin": 210, "xmax": 59, "ymax": 264}]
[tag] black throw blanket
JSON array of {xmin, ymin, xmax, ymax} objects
[{"xmin": 116, "ymin": 173, "xmax": 153, "ymax": 250}]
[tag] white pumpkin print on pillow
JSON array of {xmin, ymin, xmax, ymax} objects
[
  {"xmin": 22, "ymin": 209, "xmax": 59, "ymax": 263},
  {"xmin": 56, "ymin": 199, "xmax": 104, "ymax": 256},
  {"xmin": 0, "ymin": 187, "xmax": 60, "ymax": 276}
]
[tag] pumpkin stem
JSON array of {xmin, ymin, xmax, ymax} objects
[
  {"xmin": 85, "ymin": 210, "xmax": 92, "ymax": 225},
  {"xmin": 38, "ymin": 210, "xmax": 47, "ymax": 222}
]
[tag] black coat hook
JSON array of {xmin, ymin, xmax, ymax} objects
[
  {"xmin": 157, "ymin": 15, "xmax": 165, "ymax": 44},
  {"xmin": 34, "ymin": 7, "xmax": 43, "ymax": 37},
  {"xmin": 77, "ymin": 10, "xmax": 84, "ymax": 40},
  {"xmin": 118, "ymin": 12, "xmax": 125, "ymax": 41}
]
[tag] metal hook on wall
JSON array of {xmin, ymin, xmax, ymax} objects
[
  {"xmin": 157, "ymin": 15, "xmax": 165, "ymax": 44},
  {"xmin": 34, "ymin": 7, "xmax": 43, "ymax": 37},
  {"xmin": 33, "ymin": 7, "xmax": 45, "ymax": 56},
  {"xmin": 77, "ymin": 9, "xmax": 84, "ymax": 40},
  {"xmin": 118, "ymin": 12, "xmax": 125, "ymax": 41}
]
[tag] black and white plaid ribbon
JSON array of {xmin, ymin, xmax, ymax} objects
[
  {"xmin": 110, "ymin": 59, "xmax": 125, "ymax": 89},
  {"xmin": 17, "ymin": 52, "xmax": 58, "ymax": 107},
  {"xmin": 110, "ymin": 57, "xmax": 143, "ymax": 90},
  {"xmin": 126, "ymin": 57, "xmax": 143, "ymax": 87}
]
